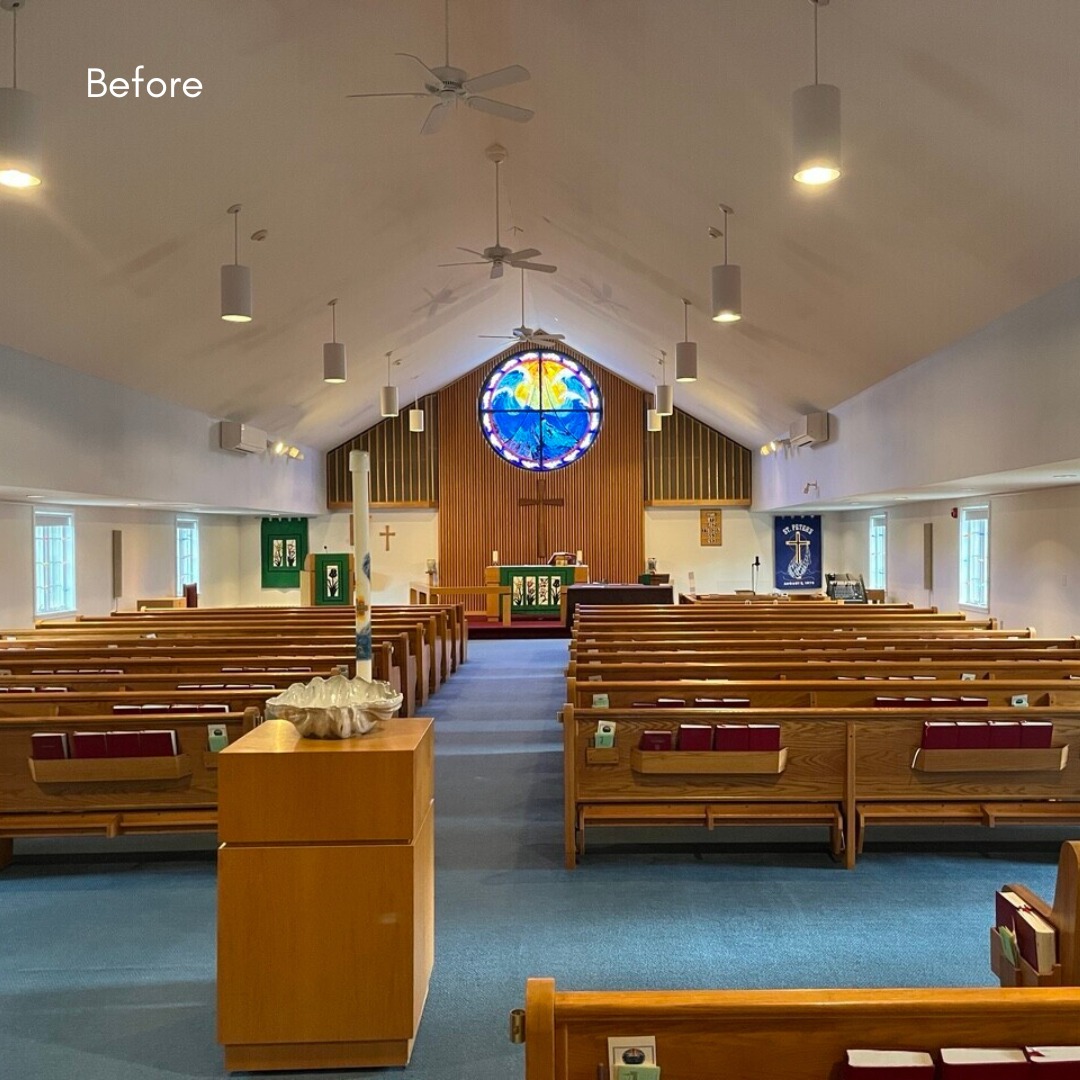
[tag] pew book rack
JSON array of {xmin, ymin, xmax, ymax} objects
[{"xmin": 27, "ymin": 754, "xmax": 194, "ymax": 783}]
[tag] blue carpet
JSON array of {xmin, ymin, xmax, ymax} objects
[{"xmin": 0, "ymin": 638, "xmax": 1065, "ymax": 1079}]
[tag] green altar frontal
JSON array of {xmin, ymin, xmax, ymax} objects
[{"xmin": 500, "ymin": 565, "xmax": 575, "ymax": 615}]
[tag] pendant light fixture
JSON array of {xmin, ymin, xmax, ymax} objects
[
  {"xmin": 655, "ymin": 350, "xmax": 673, "ymax": 417},
  {"xmin": 323, "ymin": 298, "xmax": 347, "ymax": 383},
  {"xmin": 408, "ymin": 377, "xmax": 424, "ymax": 432},
  {"xmin": 220, "ymin": 205, "xmax": 253, "ymax": 323},
  {"xmin": 793, "ymin": 0, "xmax": 841, "ymax": 186},
  {"xmin": 675, "ymin": 298, "xmax": 698, "ymax": 382},
  {"xmin": 710, "ymin": 205, "xmax": 742, "ymax": 323},
  {"xmin": 380, "ymin": 351, "xmax": 400, "ymax": 418},
  {"xmin": 646, "ymin": 398, "xmax": 662, "ymax": 433},
  {"xmin": 0, "ymin": 0, "xmax": 42, "ymax": 189}
]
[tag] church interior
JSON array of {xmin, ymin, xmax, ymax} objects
[{"xmin": 5, "ymin": 2, "xmax": 1080, "ymax": 1078}]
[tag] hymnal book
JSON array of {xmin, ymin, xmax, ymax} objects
[
  {"xmin": 713, "ymin": 724, "xmax": 751, "ymax": 751},
  {"xmin": 995, "ymin": 889, "xmax": 1030, "ymax": 933},
  {"xmin": 638, "ymin": 731, "xmax": 673, "ymax": 752},
  {"xmin": 70, "ymin": 731, "xmax": 108, "ymax": 759},
  {"xmin": 955, "ymin": 721, "xmax": 992, "ymax": 749},
  {"xmin": 874, "ymin": 697, "xmax": 906, "ymax": 707},
  {"xmin": 715, "ymin": 697, "xmax": 750, "ymax": 708},
  {"xmin": 30, "ymin": 732, "xmax": 69, "ymax": 760},
  {"xmin": 138, "ymin": 730, "xmax": 179, "ymax": 756},
  {"xmin": 922, "ymin": 721, "xmax": 958, "ymax": 749},
  {"xmin": 656, "ymin": 698, "xmax": 686, "ymax": 708},
  {"xmin": 694, "ymin": 697, "xmax": 742, "ymax": 707},
  {"xmin": 928, "ymin": 697, "xmax": 962, "ymax": 707},
  {"xmin": 105, "ymin": 731, "xmax": 143, "ymax": 757},
  {"xmin": 747, "ymin": 724, "xmax": 781, "ymax": 751},
  {"xmin": 1019, "ymin": 720, "xmax": 1054, "ymax": 748},
  {"xmin": 631, "ymin": 701, "xmax": 658, "ymax": 708},
  {"xmin": 1013, "ymin": 906, "xmax": 1057, "ymax": 974},
  {"xmin": 988, "ymin": 721, "xmax": 1022, "ymax": 748},
  {"xmin": 940, "ymin": 1047, "xmax": 1031, "ymax": 1077},
  {"xmin": 1026, "ymin": 1046, "xmax": 1080, "ymax": 1076},
  {"xmin": 677, "ymin": 724, "xmax": 713, "ymax": 751},
  {"xmin": 844, "ymin": 1049, "xmax": 935, "ymax": 1077},
  {"xmin": 959, "ymin": 696, "xmax": 989, "ymax": 707}
]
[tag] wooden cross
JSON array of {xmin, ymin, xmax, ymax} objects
[
  {"xmin": 379, "ymin": 525, "xmax": 396, "ymax": 552},
  {"xmin": 518, "ymin": 478, "xmax": 564, "ymax": 561}
]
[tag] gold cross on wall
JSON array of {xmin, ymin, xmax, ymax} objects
[{"xmin": 379, "ymin": 525, "xmax": 396, "ymax": 552}]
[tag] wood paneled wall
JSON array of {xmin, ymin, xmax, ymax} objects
[
  {"xmin": 645, "ymin": 404, "xmax": 752, "ymax": 506},
  {"xmin": 326, "ymin": 395, "xmax": 439, "ymax": 509},
  {"xmin": 438, "ymin": 347, "xmax": 644, "ymax": 602}
]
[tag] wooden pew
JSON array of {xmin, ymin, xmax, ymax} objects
[
  {"xmin": 564, "ymin": 702, "xmax": 1080, "ymax": 869},
  {"xmin": 515, "ymin": 977, "xmax": 1080, "ymax": 1080}
]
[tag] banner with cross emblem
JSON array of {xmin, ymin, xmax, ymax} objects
[{"xmin": 773, "ymin": 515, "xmax": 822, "ymax": 590}]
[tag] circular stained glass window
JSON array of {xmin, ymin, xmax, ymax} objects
[{"xmin": 478, "ymin": 350, "xmax": 603, "ymax": 470}]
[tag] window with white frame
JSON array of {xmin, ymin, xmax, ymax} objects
[
  {"xmin": 959, "ymin": 504, "xmax": 990, "ymax": 609},
  {"xmin": 868, "ymin": 513, "xmax": 887, "ymax": 590},
  {"xmin": 176, "ymin": 516, "xmax": 200, "ymax": 591},
  {"xmin": 34, "ymin": 510, "xmax": 76, "ymax": 616}
]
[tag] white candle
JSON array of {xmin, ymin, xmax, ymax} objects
[
  {"xmin": 575, "ymin": 550, "xmax": 583, "ymax": 564},
  {"xmin": 492, "ymin": 550, "xmax": 499, "ymax": 565}
]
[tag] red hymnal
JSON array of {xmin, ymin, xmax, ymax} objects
[
  {"xmin": 138, "ymin": 730, "xmax": 179, "ymax": 756},
  {"xmin": 1026, "ymin": 1046, "xmax": 1080, "ymax": 1076},
  {"xmin": 713, "ymin": 724, "xmax": 750, "ymax": 751},
  {"xmin": 844, "ymin": 1049, "xmax": 935, "ymax": 1078},
  {"xmin": 106, "ymin": 731, "xmax": 143, "ymax": 757},
  {"xmin": 995, "ymin": 889, "xmax": 1030, "ymax": 932},
  {"xmin": 922, "ymin": 721, "xmax": 958, "ymax": 749},
  {"xmin": 874, "ymin": 697, "xmax": 906, "ymax": 707},
  {"xmin": 30, "ymin": 732, "xmax": 69, "ymax": 760},
  {"xmin": 638, "ymin": 731, "xmax": 673, "ymax": 751},
  {"xmin": 632, "ymin": 702, "xmax": 659, "ymax": 708},
  {"xmin": 928, "ymin": 697, "xmax": 961, "ymax": 707},
  {"xmin": 677, "ymin": 724, "xmax": 713, "ymax": 751},
  {"xmin": 747, "ymin": 724, "xmax": 781, "ymax": 751},
  {"xmin": 955, "ymin": 721, "xmax": 992, "ymax": 749},
  {"xmin": 939, "ymin": 1047, "xmax": 1031, "ymax": 1077},
  {"xmin": 1020, "ymin": 720, "xmax": 1054, "ymax": 748},
  {"xmin": 988, "ymin": 721, "xmax": 1022, "ymax": 749},
  {"xmin": 717, "ymin": 697, "xmax": 751, "ymax": 708},
  {"xmin": 70, "ymin": 731, "xmax": 108, "ymax": 759},
  {"xmin": 1013, "ymin": 906, "xmax": 1058, "ymax": 974},
  {"xmin": 959, "ymin": 696, "xmax": 989, "ymax": 707},
  {"xmin": 656, "ymin": 698, "xmax": 686, "ymax": 708}
]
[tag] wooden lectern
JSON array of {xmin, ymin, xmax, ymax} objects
[{"xmin": 217, "ymin": 718, "xmax": 434, "ymax": 1071}]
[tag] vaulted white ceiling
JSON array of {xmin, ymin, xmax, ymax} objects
[{"xmin": 3, "ymin": 0, "xmax": 1080, "ymax": 456}]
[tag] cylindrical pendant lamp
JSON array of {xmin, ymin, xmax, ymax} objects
[
  {"xmin": 710, "ymin": 264, "xmax": 741, "ymax": 323},
  {"xmin": 646, "ymin": 407, "xmax": 662, "ymax": 433},
  {"xmin": 220, "ymin": 206, "xmax": 253, "ymax": 322},
  {"xmin": 409, "ymin": 406, "xmax": 425, "ymax": 433},
  {"xmin": 655, "ymin": 383, "xmax": 673, "ymax": 416},
  {"xmin": 380, "ymin": 384, "xmax": 399, "ymax": 418},
  {"xmin": 322, "ymin": 299, "xmax": 346, "ymax": 383},
  {"xmin": 0, "ymin": 87, "xmax": 41, "ymax": 188},
  {"xmin": 675, "ymin": 299, "xmax": 698, "ymax": 381},
  {"xmin": 793, "ymin": 82, "xmax": 841, "ymax": 185}
]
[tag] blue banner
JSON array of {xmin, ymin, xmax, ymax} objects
[{"xmin": 774, "ymin": 515, "xmax": 822, "ymax": 590}]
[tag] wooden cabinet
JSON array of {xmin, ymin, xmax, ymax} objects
[{"xmin": 217, "ymin": 717, "xmax": 434, "ymax": 1072}]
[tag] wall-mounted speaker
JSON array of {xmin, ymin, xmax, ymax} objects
[
  {"xmin": 111, "ymin": 530, "xmax": 123, "ymax": 599},
  {"xmin": 922, "ymin": 522, "xmax": 933, "ymax": 592}
]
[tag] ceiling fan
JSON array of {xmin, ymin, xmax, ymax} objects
[
  {"xmin": 441, "ymin": 144, "xmax": 557, "ymax": 280},
  {"xmin": 346, "ymin": 0, "xmax": 534, "ymax": 135},
  {"xmin": 480, "ymin": 269, "xmax": 566, "ymax": 348}
]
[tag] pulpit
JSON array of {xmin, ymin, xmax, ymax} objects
[{"xmin": 484, "ymin": 563, "xmax": 589, "ymax": 618}]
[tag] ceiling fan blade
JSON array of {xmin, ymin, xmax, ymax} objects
[
  {"xmin": 463, "ymin": 64, "xmax": 531, "ymax": 94},
  {"xmin": 490, "ymin": 262, "xmax": 505, "ymax": 279},
  {"xmin": 346, "ymin": 91, "xmax": 433, "ymax": 99},
  {"xmin": 508, "ymin": 248, "xmax": 541, "ymax": 262},
  {"xmin": 438, "ymin": 260, "xmax": 489, "ymax": 267},
  {"xmin": 537, "ymin": 333, "xmax": 566, "ymax": 342},
  {"xmin": 421, "ymin": 100, "xmax": 452, "ymax": 134},
  {"xmin": 395, "ymin": 52, "xmax": 445, "ymax": 85},
  {"xmin": 466, "ymin": 97, "xmax": 535, "ymax": 123},
  {"xmin": 516, "ymin": 261, "xmax": 558, "ymax": 274},
  {"xmin": 478, "ymin": 335, "xmax": 516, "ymax": 340},
  {"xmin": 457, "ymin": 247, "xmax": 487, "ymax": 258}
]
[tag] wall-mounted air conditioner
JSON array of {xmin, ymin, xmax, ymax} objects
[
  {"xmin": 789, "ymin": 412, "xmax": 829, "ymax": 447},
  {"xmin": 219, "ymin": 421, "xmax": 268, "ymax": 454}
]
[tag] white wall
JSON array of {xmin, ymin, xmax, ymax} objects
[
  {"xmin": 0, "ymin": 502, "xmax": 241, "ymax": 629},
  {"xmin": 237, "ymin": 510, "xmax": 439, "ymax": 607},
  {"xmin": 755, "ymin": 275, "xmax": 1080, "ymax": 511},
  {"xmin": 824, "ymin": 484, "xmax": 1080, "ymax": 636},
  {"xmin": 0, "ymin": 343, "xmax": 322, "ymax": 515}
]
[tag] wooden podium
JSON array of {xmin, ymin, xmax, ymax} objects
[{"xmin": 217, "ymin": 718, "xmax": 434, "ymax": 1071}]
